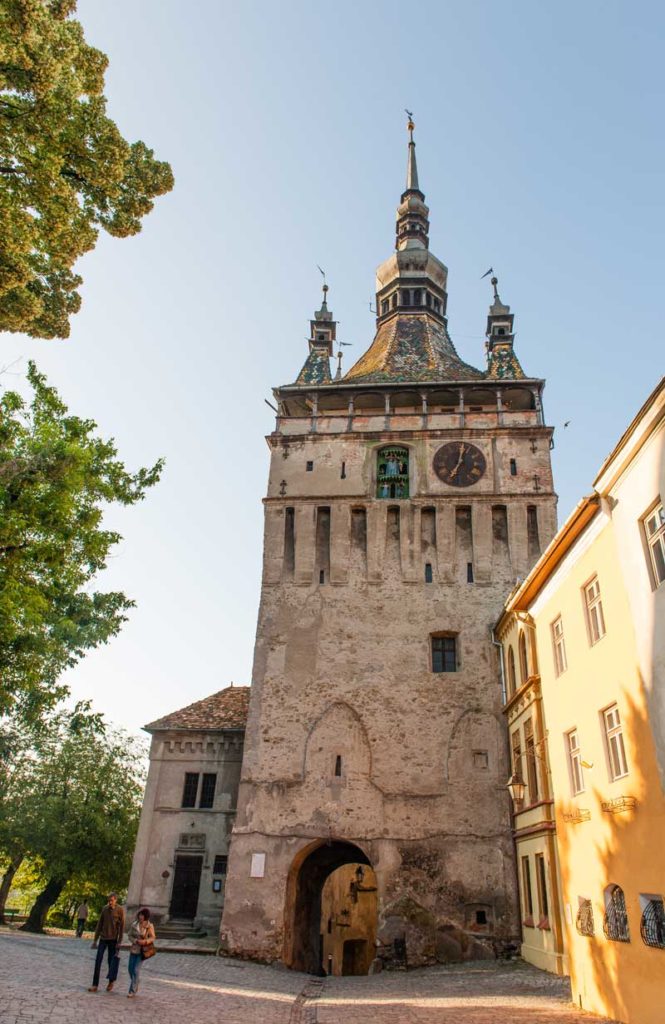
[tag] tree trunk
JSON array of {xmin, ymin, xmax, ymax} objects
[
  {"xmin": 0, "ymin": 853, "xmax": 24, "ymax": 923},
  {"xmin": 20, "ymin": 877, "xmax": 66, "ymax": 933}
]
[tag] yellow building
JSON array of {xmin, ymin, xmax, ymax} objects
[{"xmin": 497, "ymin": 377, "xmax": 665, "ymax": 1024}]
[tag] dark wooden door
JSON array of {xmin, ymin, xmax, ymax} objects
[{"xmin": 169, "ymin": 855, "xmax": 202, "ymax": 919}]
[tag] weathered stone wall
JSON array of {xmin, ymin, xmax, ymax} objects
[{"xmin": 221, "ymin": 416, "xmax": 556, "ymax": 966}]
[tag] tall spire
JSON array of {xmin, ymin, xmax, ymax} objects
[{"xmin": 405, "ymin": 114, "xmax": 420, "ymax": 193}]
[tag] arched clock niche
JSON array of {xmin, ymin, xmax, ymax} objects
[{"xmin": 376, "ymin": 445, "xmax": 410, "ymax": 499}]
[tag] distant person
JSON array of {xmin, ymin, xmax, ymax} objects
[
  {"xmin": 88, "ymin": 893, "xmax": 125, "ymax": 993},
  {"xmin": 75, "ymin": 901, "xmax": 89, "ymax": 938},
  {"xmin": 127, "ymin": 907, "xmax": 156, "ymax": 998}
]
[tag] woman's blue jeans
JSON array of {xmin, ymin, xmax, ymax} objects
[{"xmin": 128, "ymin": 952, "xmax": 142, "ymax": 993}]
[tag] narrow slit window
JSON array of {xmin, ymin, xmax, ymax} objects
[
  {"xmin": 306, "ymin": 460, "xmax": 314, "ymax": 472},
  {"xmin": 467, "ymin": 562, "xmax": 474, "ymax": 583},
  {"xmin": 522, "ymin": 856, "xmax": 534, "ymax": 921},
  {"xmin": 535, "ymin": 853, "xmax": 549, "ymax": 920},
  {"xmin": 334, "ymin": 755, "xmax": 342, "ymax": 777},
  {"xmin": 510, "ymin": 458, "xmax": 517, "ymax": 476},
  {"xmin": 341, "ymin": 461, "xmax": 346, "ymax": 479},
  {"xmin": 319, "ymin": 569, "xmax": 325, "ymax": 584},
  {"xmin": 425, "ymin": 562, "xmax": 433, "ymax": 583}
]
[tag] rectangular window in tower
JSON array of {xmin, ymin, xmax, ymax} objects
[
  {"xmin": 510, "ymin": 458, "xmax": 517, "ymax": 476},
  {"xmin": 425, "ymin": 562, "xmax": 433, "ymax": 583},
  {"xmin": 340, "ymin": 461, "xmax": 346, "ymax": 479},
  {"xmin": 334, "ymin": 755, "xmax": 342, "ymax": 777},
  {"xmin": 521, "ymin": 856, "xmax": 534, "ymax": 923},
  {"xmin": 181, "ymin": 772, "xmax": 199, "ymax": 809},
  {"xmin": 584, "ymin": 575, "xmax": 606, "ymax": 644},
  {"xmin": 467, "ymin": 562, "xmax": 474, "ymax": 583},
  {"xmin": 283, "ymin": 507, "xmax": 295, "ymax": 579},
  {"xmin": 199, "ymin": 773, "xmax": 217, "ymax": 809},
  {"xmin": 603, "ymin": 704, "xmax": 629, "ymax": 781},
  {"xmin": 306, "ymin": 460, "xmax": 314, "ymax": 472},
  {"xmin": 431, "ymin": 635, "xmax": 457, "ymax": 673}
]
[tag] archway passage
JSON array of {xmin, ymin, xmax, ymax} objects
[{"xmin": 284, "ymin": 840, "xmax": 376, "ymax": 975}]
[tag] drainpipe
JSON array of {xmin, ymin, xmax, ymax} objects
[{"xmin": 490, "ymin": 628, "xmax": 507, "ymax": 704}]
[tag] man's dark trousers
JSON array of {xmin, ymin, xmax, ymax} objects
[{"xmin": 92, "ymin": 939, "xmax": 117, "ymax": 987}]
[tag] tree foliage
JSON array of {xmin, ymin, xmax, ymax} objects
[
  {"xmin": 0, "ymin": 0, "xmax": 174, "ymax": 337},
  {"xmin": 0, "ymin": 362, "xmax": 162, "ymax": 722},
  {"xmin": 0, "ymin": 701, "xmax": 145, "ymax": 931}
]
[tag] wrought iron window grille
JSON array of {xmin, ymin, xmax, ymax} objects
[
  {"xmin": 603, "ymin": 887, "xmax": 630, "ymax": 943},
  {"xmin": 576, "ymin": 899, "xmax": 595, "ymax": 937},
  {"xmin": 640, "ymin": 898, "xmax": 665, "ymax": 949}
]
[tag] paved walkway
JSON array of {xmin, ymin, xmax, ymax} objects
[{"xmin": 0, "ymin": 930, "xmax": 618, "ymax": 1024}]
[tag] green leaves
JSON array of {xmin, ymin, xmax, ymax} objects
[
  {"xmin": 0, "ymin": 361, "xmax": 163, "ymax": 723},
  {"xmin": 0, "ymin": 0, "xmax": 174, "ymax": 337}
]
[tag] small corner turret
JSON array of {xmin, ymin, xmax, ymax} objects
[
  {"xmin": 485, "ymin": 276, "xmax": 526, "ymax": 380},
  {"xmin": 294, "ymin": 279, "xmax": 336, "ymax": 386}
]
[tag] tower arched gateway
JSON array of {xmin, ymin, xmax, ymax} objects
[
  {"xmin": 220, "ymin": 118, "xmax": 557, "ymax": 970},
  {"xmin": 284, "ymin": 839, "xmax": 377, "ymax": 975}
]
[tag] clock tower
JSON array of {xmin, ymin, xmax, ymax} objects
[{"xmin": 220, "ymin": 119, "xmax": 557, "ymax": 971}]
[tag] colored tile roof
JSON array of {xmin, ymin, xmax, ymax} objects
[
  {"xmin": 342, "ymin": 314, "xmax": 485, "ymax": 384},
  {"xmin": 486, "ymin": 344, "xmax": 526, "ymax": 380},
  {"xmin": 145, "ymin": 686, "xmax": 250, "ymax": 732},
  {"xmin": 296, "ymin": 344, "xmax": 333, "ymax": 385}
]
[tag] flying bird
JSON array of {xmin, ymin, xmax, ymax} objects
[
  {"xmin": 405, "ymin": 108, "xmax": 414, "ymax": 120},
  {"xmin": 481, "ymin": 267, "xmax": 494, "ymax": 279},
  {"xmin": 564, "ymin": 421, "xmax": 571, "ymax": 428}
]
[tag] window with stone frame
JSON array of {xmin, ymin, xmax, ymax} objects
[
  {"xmin": 566, "ymin": 728, "xmax": 585, "ymax": 795},
  {"xmin": 583, "ymin": 575, "xmax": 606, "ymax": 645},
  {"xmin": 511, "ymin": 728, "xmax": 522, "ymax": 778},
  {"xmin": 199, "ymin": 772, "xmax": 217, "ymax": 809},
  {"xmin": 523, "ymin": 717, "xmax": 540, "ymax": 803},
  {"xmin": 551, "ymin": 616, "xmax": 567, "ymax": 676},
  {"xmin": 518, "ymin": 631, "xmax": 529, "ymax": 684},
  {"xmin": 603, "ymin": 704, "xmax": 629, "ymax": 781},
  {"xmin": 644, "ymin": 501, "xmax": 665, "ymax": 588},
  {"xmin": 535, "ymin": 853, "xmax": 549, "ymax": 924},
  {"xmin": 507, "ymin": 645, "xmax": 517, "ymax": 697},
  {"xmin": 521, "ymin": 856, "xmax": 534, "ymax": 925},
  {"xmin": 181, "ymin": 772, "xmax": 199, "ymax": 808},
  {"xmin": 431, "ymin": 635, "xmax": 457, "ymax": 673}
]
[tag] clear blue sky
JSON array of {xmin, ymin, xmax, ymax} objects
[{"xmin": 6, "ymin": 0, "xmax": 664, "ymax": 734}]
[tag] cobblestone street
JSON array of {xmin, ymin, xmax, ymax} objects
[{"xmin": 0, "ymin": 931, "xmax": 618, "ymax": 1024}]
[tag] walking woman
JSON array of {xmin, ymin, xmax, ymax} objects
[{"xmin": 127, "ymin": 907, "xmax": 155, "ymax": 998}]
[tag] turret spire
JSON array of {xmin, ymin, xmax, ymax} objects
[
  {"xmin": 294, "ymin": 276, "xmax": 336, "ymax": 385},
  {"xmin": 485, "ymin": 275, "xmax": 526, "ymax": 380},
  {"xmin": 405, "ymin": 112, "xmax": 420, "ymax": 193}
]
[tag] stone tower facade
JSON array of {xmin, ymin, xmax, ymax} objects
[{"xmin": 220, "ymin": 120, "xmax": 557, "ymax": 971}]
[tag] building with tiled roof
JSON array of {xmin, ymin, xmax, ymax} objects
[
  {"xmin": 127, "ymin": 685, "xmax": 250, "ymax": 936},
  {"xmin": 145, "ymin": 686, "xmax": 250, "ymax": 733}
]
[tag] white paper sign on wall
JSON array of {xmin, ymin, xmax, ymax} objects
[{"xmin": 250, "ymin": 852, "xmax": 266, "ymax": 878}]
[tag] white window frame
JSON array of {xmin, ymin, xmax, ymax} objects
[
  {"xmin": 566, "ymin": 728, "xmax": 585, "ymax": 795},
  {"xmin": 644, "ymin": 501, "xmax": 665, "ymax": 588},
  {"xmin": 551, "ymin": 616, "xmax": 567, "ymax": 676},
  {"xmin": 603, "ymin": 704, "xmax": 629, "ymax": 781},
  {"xmin": 583, "ymin": 575, "xmax": 606, "ymax": 645}
]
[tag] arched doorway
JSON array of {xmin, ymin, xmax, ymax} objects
[{"xmin": 284, "ymin": 839, "xmax": 377, "ymax": 975}]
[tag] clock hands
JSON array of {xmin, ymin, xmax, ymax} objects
[{"xmin": 450, "ymin": 443, "xmax": 466, "ymax": 479}]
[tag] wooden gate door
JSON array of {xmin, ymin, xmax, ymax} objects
[{"xmin": 169, "ymin": 855, "xmax": 203, "ymax": 919}]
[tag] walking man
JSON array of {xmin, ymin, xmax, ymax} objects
[
  {"xmin": 88, "ymin": 893, "xmax": 125, "ymax": 992},
  {"xmin": 76, "ymin": 901, "xmax": 89, "ymax": 938}
]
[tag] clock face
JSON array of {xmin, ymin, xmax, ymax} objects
[{"xmin": 433, "ymin": 442, "xmax": 486, "ymax": 487}]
